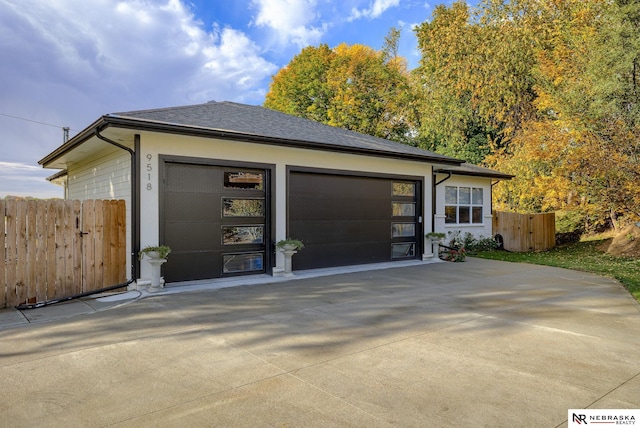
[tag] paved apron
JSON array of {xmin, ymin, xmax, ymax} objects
[{"xmin": 1, "ymin": 258, "xmax": 639, "ymax": 427}]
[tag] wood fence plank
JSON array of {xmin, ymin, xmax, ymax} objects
[
  {"xmin": 109, "ymin": 200, "xmax": 120, "ymax": 286},
  {"xmin": 548, "ymin": 213, "xmax": 556, "ymax": 249},
  {"xmin": 5, "ymin": 199, "xmax": 17, "ymax": 306},
  {"xmin": 72, "ymin": 200, "xmax": 82, "ymax": 295},
  {"xmin": 55, "ymin": 201, "xmax": 66, "ymax": 299},
  {"xmin": 63, "ymin": 201, "xmax": 74, "ymax": 296},
  {"xmin": 0, "ymin": 199, "xmax": 6, "ymax": 308},
  {"xmin": 35, "ymin": 200, "xmax": 47, "ymax": 303},
  {"xmin": 46, "ymin": 200, "xmax": 57, "ymax": 301},
  {"xmin": 94, "ymin": 200, "xmax": 105, "ymax": 288},
  {"xmin": 115, "ymin": 200, "xmax": 126, "ymax": 284},
  {"xmin": 103, "ymin": 201, "xmax": 112, "ymax": 286},
  {"xmin": 103, "ymin": 201, "xmax": 114, "ymax": 286},
  {"xmin": 15, "ymin": 200, "xmax": 27, "ymax": 305},
  {"xmin": 82, "ymin": 200, "xmax": 96, "ymax": 292},
  {"xmin": 26, "ymin": 200, "xmax": 37, "ymax": 303}
]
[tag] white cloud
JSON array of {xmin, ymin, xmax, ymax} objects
[
  {"xmin": 0, "ymin": 0, "xmax": 279, "ymax": 197},
  {"xmin": 349, "ymin": 0, "xmax": 400, "ymax": 21},
  {"xmin": 0, "ymin": 0, "xmax": 278, "ymax": 111},
  {"xmin": 0, "ymin": 162, "xmax": 63, "ymax": 199},
  {"xmin": 250, "ymin": 0, "xmax": 326, "ymax": 48},
  {"xmin": 196, "ymin": 26, "xmax": 278, "ymax": 102}
]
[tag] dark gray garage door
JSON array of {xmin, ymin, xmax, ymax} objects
[
  {"xmin": 289, "ymin": 171, "xmax": 421, "ymax": 270},
  {"xmin": 162, "ymin": 162, "xmax": 269, "ymax": 282}
]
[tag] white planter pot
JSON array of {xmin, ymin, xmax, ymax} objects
[
  {"xmin": 144, "ymin": 254, "xmax": 167, "ymax": 291},
  {"xmin": 279, "ymin": 248, "xmax": 298, "ymax": 276}
]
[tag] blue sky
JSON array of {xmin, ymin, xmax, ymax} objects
[{"xmin": 0, "ymin": 0, "xmax": 469, "ymax": 198}]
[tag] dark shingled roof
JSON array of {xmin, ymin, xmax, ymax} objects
[{"xmin": 110, "ymin": 101, "xmax": 461, "ymax": 164}]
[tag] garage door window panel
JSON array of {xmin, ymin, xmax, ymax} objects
[
  {"xmin": 392, "ymin": 202, "xmax": 415, "ymax": 217},
  {"xmin": 393, "ymin": 182, "xmax": 415, "ymax": 197},
  {"xmin": 224, "ymin": 171, "xmax": 264, "ymax": 190},
  {"xmin": 392, "ymin": 243, "xmax": 416, "ymax": 258},
  {"xmin": 222, "ymin": 198, "xmax": 264, "ymax": 217},
  {"xmin": 392, "ymin": 223, "xmax": 415, "ymax": 238},
  {"xmin": 223, "ymin": 253, "xmax": 264, "ymax": 273},
  {"xmin": 222, "ymin": 226, "xmax": 264, "ymax": 245}
]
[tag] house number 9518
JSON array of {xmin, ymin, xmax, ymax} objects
[{"xmin": 146, "ymin": 153, "xmax": 152, "ymax": 190}]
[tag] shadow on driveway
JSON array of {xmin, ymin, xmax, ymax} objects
[{"xmin": 1, "ymin": 258, "xmax": 639, "ymax": 427}]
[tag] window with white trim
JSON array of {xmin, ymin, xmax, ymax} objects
[{"xmin": 445, "ymin": 186, "xmax": 483, "ymax": 224}]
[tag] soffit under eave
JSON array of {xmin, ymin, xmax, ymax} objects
[{"xmin": 40, "ymin": 127, "xmax": 136, "ymax": 170}]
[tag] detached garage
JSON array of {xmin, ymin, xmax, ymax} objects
[{"xmin": 38, "ymin": 101, "xmax": 508, "ymax": 288}]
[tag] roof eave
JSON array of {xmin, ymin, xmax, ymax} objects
[
  {"xmin": 46, "ymin": 169, "xmax": 68, "ymax": 182},
  {"xmin": 38, "ymin": 116, "xmax": 109, "ymax": 167},
  {"xmin": 434, "ymin": 168, "xmax": 514, "ymax": 180},
  {"xmin": 40, "ymin": 114, "xmax": 464, "ymax": 167}
]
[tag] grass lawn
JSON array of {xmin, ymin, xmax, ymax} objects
[{"xmin": 473, "ymin": 239, "xmax": 640, "ymax": 303}]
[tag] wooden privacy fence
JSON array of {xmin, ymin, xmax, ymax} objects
[
  {"xmin": 1, "ymin": 199, "xmax": 126, "ymax": 308},
  {"xmin": 493, "ymin": 211, "xmax": 556, "ymax": 252}
]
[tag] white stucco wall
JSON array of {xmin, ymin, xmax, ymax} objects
[
  {"xmin": 60, "ymin": 131, "xmax": 502, "ymax": 282},
  {"xmin": 434, "ymin": 174, "xmax": 494, "ymax": 243},
  {"xmin": 137, "ymin": 131, "xmax": 437, "ymax": 279}
]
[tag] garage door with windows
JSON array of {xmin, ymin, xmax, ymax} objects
[
  {"xmin": 288, "ymin": 170, "xmax": 422, "ymax": 270},
  {"xmin": 161, "ymin": 160, "xmax": 271, "ymax": 283}
]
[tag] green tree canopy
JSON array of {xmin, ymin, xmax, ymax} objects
[{"xmin": 264, "ymin": 33, "xmax": 416, "ymax": 143}]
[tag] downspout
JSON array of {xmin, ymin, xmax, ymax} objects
[
  {"xmin": 95, "ymin": 126, "xmax": 139, "ymax": 283},
  {"xmin": 15, "ymin": 126, "xmax": 140, "ymax": 310},
  {"xmin": 432, "ymin": 169, "xmax": 452, "ymax": 233}
]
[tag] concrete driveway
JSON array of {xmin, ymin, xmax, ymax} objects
[{"xmin": 1, "ymin": 258, "xmax": 639, "ymax": 427}]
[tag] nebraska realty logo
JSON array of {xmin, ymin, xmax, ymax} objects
[{"xmin": 569, "ymin": 409, "xmax": 639, "ymax": 426}]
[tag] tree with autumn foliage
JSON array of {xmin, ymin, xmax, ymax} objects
[
  {"xmin": 416, "ymin": 0, "xmax": 639, "ymax": 231},
  {"xmin": 265, "ymin": 30, "xmax": 416, "ymax": 143},
  {"xmin": 264, "ymin": 43, "xmax": 335, "ymax": 124},
  {"xmin": 413, "ymin": 1, "xmax": 538, "ymax": 164}
]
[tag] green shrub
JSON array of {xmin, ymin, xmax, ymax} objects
[
  {"xmin": 556, "ymin": 210, "xmax": 584, "ymax": 234},
  {"xmin": 446, "ymin": 231, "xmax": 498, "ymax": 254}
]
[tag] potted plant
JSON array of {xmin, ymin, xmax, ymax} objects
[
  {"xmin": 276, "ymin": 238, "xmax": 304, "ymax": 251},
  {"xmin": 276, "ymin": 238, "xmax": 303, "ymax": 276},
  {"xmin": 426, "ymin": 232, "xmax": 446, "ymax": 241},
  {"xmin": 138, "ymin": 245, "xmax": 171, "ymax": 261},
  {"xmin": 425, "ymin": 232, "xmax": 446, "ymax": 258},
  {"xmin": 439, "ymin": 231, "xmax": 466, "ymax": 262},
  {"xmin": 138, "ymin": 245, "xmax": 171, "ymax": 291},
  {"xmin": 444, "ymin": 247, "xmax": 466, "ymax": 262}
]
